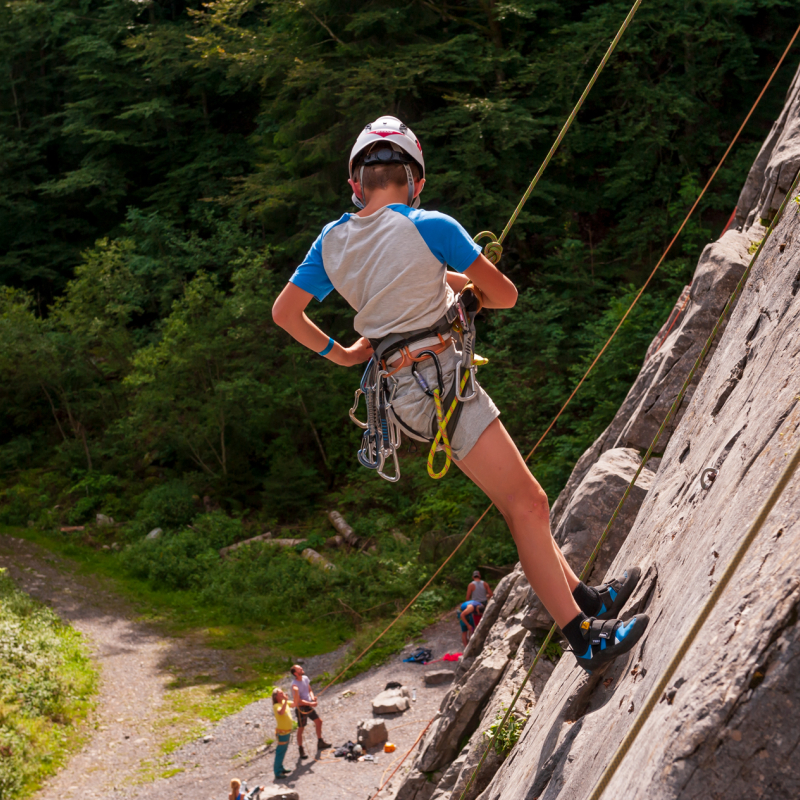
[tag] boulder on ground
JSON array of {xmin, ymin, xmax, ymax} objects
[
  {"xmin": 357, "ymin": 718, "xmax": 388, "ymax": 748},
  {"xmin": 424, "ymin": 669, "xmax": 455, "ymax": 686},
  {"xmin": 96, "ymin": 513, "xmax": 114, "ymax": 526},
  {"xmin": 146, "ymin": 528, "xmax": 162, "ymax": 540},
  {"xmin": 372, "ymin": 685, "xmax": 411, "ymax": 714}
]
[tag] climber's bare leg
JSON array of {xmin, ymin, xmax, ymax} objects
[
  {"xmin": 458, "ymin": 441, "xmax": 581, "ymax": 596},
  {"xmin": 456, "ymin": 419, "xmax": 581, "ymax": 628}
]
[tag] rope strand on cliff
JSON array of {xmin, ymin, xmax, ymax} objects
[
  {"xmin": 588, "ymin": 435, "xmax": 800, "ymax": 800},
  {"xmin": 457, "ymin": 166, "xmax": 800, "ymax": 800}
]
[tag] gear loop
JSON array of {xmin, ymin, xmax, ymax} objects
[{"xmin": 473, "ymin": 231, "xmax": 503, "ymax": 264}]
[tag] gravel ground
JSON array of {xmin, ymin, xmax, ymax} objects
[
  {"xmin": 132, "ymin": 620, "xmax": 461, "ymax": 800},
  {"xmin": 0, "ymin": 534, "xmax": 463, "ymax": 800}
]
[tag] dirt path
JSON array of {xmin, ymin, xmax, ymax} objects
[{"xmin": 0, "ymin": 534, "xmax": 463, "ymax": 800}]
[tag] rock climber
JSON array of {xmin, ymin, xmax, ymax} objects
[
  {"xmin": 272, "ymin": 115, "xmax": 648, "ymax": 673},
  {"xmin": 290, "ymin": 664, "xmax": 331, "ymax": 759}
]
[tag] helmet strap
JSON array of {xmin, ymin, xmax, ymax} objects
[{"xmin": 404, "ymin": 163, "xmax": 414, "ymax": 206}]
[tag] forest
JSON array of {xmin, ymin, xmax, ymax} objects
[{"xmin": 0, "ymin": 0, "xmax": 796, "ymax": 644}]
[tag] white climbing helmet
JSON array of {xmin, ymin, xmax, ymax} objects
[{"xmin": 349, "ymin": 115, "xmax": 425, "ymax": 209}]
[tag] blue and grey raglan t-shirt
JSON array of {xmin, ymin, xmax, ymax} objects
[{"xmin": 289, "ymin": 204, "xmax": 482, "ymax": 340}]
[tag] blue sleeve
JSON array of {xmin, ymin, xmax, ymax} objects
[
  {"xmin": 289, "ymin": 231, "xmax": 334, "ymax": 302},
  {"xmin": 399, "ymin": 207, "xmax": 482, "ymax": 272}
]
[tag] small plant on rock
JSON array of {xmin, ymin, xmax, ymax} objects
[{"xmin": 484, "ymin": 706, "xmax": 528, "ymax": 756}]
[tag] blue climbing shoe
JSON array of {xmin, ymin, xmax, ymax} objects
[
  {"xmin": 595, "ymin": 566, "xmax": 641, "ymax": 621},
  {"xmin": 574, "ymin": 614, "xmax": 649, "ymax": 674}
]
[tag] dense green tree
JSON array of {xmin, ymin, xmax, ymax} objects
[{"xmin": 0, "ymin": 0, "xmax": 796, "ymax": 523}]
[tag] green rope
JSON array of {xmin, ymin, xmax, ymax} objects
[
  {"xmin": 457, "ymin": 168, "xmax": 800, "ymax": 800},
  {"xmin": 476, "ymin": 0, "xmax": 643, "ymax": 264}
]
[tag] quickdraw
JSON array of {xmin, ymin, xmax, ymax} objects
[{"xmin": 349, "ymin": 288, "xmax": 484, "ymax": 482}]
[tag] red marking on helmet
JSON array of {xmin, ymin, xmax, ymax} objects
[
  {"xmin": 372, "ymin": 130, "xmax": 404, "ymax": 138},
  {"xmin": 415, "ymin": 139, "xmax": 422, "ymax": 152}
]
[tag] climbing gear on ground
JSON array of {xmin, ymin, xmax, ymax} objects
[
  {"xmin": 574, "ymin": 615, "xmax": 650, "ymax": 674},
  {"xmin": 349, "ymin": 116, "xmax": 425, "ymax": 209},
  {"xmin": 402, "ymin": 647, "xmax": 433, "ymax": 664},
  {"xmin": 700, "ymin": 467, "xmax": 718, "ymax": 490},
  {"xmin": 318, "ymin": 336, "xmax": 335, "ymax": 357},
  {"xmin": 349, "ymin": 288, "xmax": 484, "ymax": 482},
  {"xmin": 595, "ymin": 566, "xmax": 642, "ymax": 621}
]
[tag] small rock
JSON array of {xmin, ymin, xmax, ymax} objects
[
  {"xmin": 424, "ymin": 669, "xmax": 455, "ymax": 686},
  {"xmin": 111, "ymin": 542, "xmax": 121, "ymax": 551},
  {"xmin": 146, "ymin": 528, "xmax": 162, "ymax": 540},
  {"xmin": 203, "ymin": 735, "xmax": 213, "ymax": 743},
  {"xmin": 253, "ymin": 722, "xmax": 260, "ymax": 728},
  {"xmin": 357, "ymin": 719, "xmax": 388, "ymax": 748},
  {"xmin": 102, "ymin": 545, "xmax": 111, "ymax": 551},
  {"xmin": 372, "ymin": 686, "xmax": 411, "ymax": 714},
  {"xmin": 96, "ymin": 514, "xmax": 115, "ymax": 526}
]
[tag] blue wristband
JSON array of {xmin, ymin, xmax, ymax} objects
[{"xmin": 318, "ymin": 337, "xmax": 335, "ymax": 357}]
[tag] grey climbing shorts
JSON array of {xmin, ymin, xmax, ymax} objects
[{"xmin": 388, "ymin": 341, "xmax": 500, "ymax": 462}]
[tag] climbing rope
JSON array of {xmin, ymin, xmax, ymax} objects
[
  {"xmin": 475, "ymin": 0, "xmax": 643, "ymax": 264},
  {"xmin": 321, "ymin": 14, "xmax": 800, "ymax": 700},
  {"xmin": 427, "ymin": 371, "xmax": 469, "ymax": 479},
  {"xmin": 588, "ymin": 445, "xmax": 800, "ymax": 793},
  {"xmin": 457, "ymin": 166, "xmax": 800, "ymax": 800}
]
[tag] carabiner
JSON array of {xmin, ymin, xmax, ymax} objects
[
  {"xmin": 377, "ymin": 444, "xmax": 401, "ymax": 483},
  {"xmin": 349, "ymin": 388, "xmax": 369, "ymax": 429}
]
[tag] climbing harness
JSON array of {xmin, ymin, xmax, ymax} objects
[
  {"xmin": 323, "ymin": 3, "xmax": 800, "ymax": 705},
  {"xmin": 349, "ymin": 287, "xmax": 484, "ymax": 481}
]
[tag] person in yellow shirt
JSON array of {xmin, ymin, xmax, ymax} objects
[{"xmin": 272, "ymin": 688, "xmax": 294, "ymax": 780}]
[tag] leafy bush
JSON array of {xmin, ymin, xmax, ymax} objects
[
  {"xmin": 66, "ymin": 471, "xmax": 122, "ymax": 524},
  {"xmin": 0, "ymin": 569, "xmax": 96, "ymax": 798},
  {"xmin": 135, "ymin": 480, "xmax": 197, "ymax": 533}
]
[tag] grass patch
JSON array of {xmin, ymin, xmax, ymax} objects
[{"xmin": 0, "ymin": 567, "xmax": 97, "ymax": 799}]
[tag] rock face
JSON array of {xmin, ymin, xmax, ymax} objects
[{"xmin": 389, "ymin": 58, "xmax": 800, "ymax": 800}]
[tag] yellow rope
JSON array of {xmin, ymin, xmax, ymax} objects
[{"xmin": 427, "ymin": 365, "xmax": 477, "ymax": 479}]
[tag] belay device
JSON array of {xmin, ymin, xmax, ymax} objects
[{"xmin": 349, "ymin": 287, "xmax": 485, "ymax": 482}]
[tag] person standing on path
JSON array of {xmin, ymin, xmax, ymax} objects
[
  {"xmin": 290, "ymin": 665, "xmax": 331, "ymax": 758},
  {"xmin": 272, "ymin": 688, "xmax": 294, "ymax": 780},
  {"xmin": 466, "ymin": 569, "xmax": 493, "ymax": 627}
]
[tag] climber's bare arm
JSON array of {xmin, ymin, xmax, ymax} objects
[
  {"xmin": 272, "ymin": 283, "xmax": 373, "ymax": 366},
  {"xmin": 463, "ymin": 254, "xmax": 518, "ymax": 309}
]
